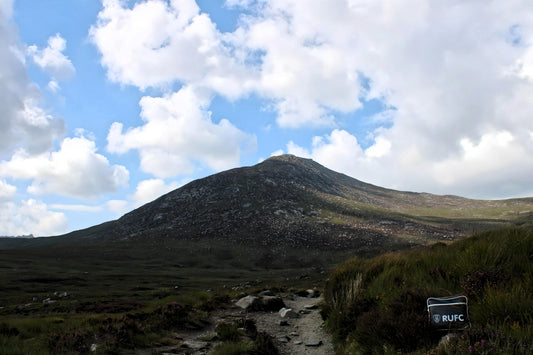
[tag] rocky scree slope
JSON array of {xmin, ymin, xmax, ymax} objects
[{"xmin": 58, "ymin": 154, "xmax": 505, "ymax": 250}]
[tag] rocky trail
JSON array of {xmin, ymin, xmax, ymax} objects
[
  {"xmin": 250, "ymin": 295, "xmax": 335, "ymax": 355},
  {"xmin": 139, "ymin": 291, "xmax": 334, "ymax": 355}
]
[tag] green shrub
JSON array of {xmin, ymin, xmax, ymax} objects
[
  {"xmin": 323, "ymin": 226, "xmax": 533, "ymax": 353},
  {"xmin": 216, "ymin": 322, "xmax": 244, "ymax": 342}
]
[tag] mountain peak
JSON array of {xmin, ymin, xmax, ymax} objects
[
  {"xmin": 266, "ymin": 154, "xmax": 312, "ymax": 163},
  {"xmin": 59, "ymin": 154, "xmax": 482, "ymax": 249}
]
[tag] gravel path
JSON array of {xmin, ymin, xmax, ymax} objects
[
  {"xmin": 136, "ymin": 294, "xmax": 335, "ymax": 354},
  {"xmin": 247, "ymin": 295, "xmax": 335, "ymax": 355}
]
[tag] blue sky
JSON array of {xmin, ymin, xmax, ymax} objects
[{"xmin": 1, "ymin": 0, "xmax": 533, "ymax": 236}]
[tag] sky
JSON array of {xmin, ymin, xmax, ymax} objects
[{"xmin": 1, "ymin": 0, "xmax": 533, "ymax": 236}]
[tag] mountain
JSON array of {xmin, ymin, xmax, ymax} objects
[{"xmin": 52, "ymin": 154, "xmax": 532, "ymax": 251}]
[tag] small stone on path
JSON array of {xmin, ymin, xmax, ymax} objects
[{"xmin": 305, "ymin": 339, "xmax": 323, "ymax": 347}]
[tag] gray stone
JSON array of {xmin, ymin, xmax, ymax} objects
[
  {"xmin": 181, "ymin": 340, "xmax": 209, "ymax": 350},
  {"xmin": 279, "ymin": 307, "xmax": 299, "ymax": 318},
  {"xmin": 259, "ymin": 290, "xmax": 274, "ymax": 296},
  {"xmin": 306, "ymin": 289, "xmax": 320, "ymax": 298},
  {"xmin": 305, "ymin": 339, "xmax": 323, "ymax": 347},
  {"xmin": 438, "ymin": 333, "xmax": 458, "ymax": 348},
  {"xmin": 235, "ymin": 295, "xmax": 260, "ymax": 310}
]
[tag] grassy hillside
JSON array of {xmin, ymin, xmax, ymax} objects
[{"xmin": 322, "ymin": 226, "xmax": 533, "ymax": 354}]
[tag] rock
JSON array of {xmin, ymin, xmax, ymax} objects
[
  {"xmin": 306, "ymin": 289, "xmax": 320, "ymax": 298},
  {"xmin": 293, "ymin": 340, "xmax": 303, "ymax": 345},
  {"xmin": 438, "ymin": 333, "xmax": 458, "ymax": 348},
  {"xmin": 259, "ymin": 289, "xmax": 275, "ymax": 296},
  {"xmin": 279, "ymin": 308, "xmax": 299, "ymax": 318},
  {"xmin": 235, "ymin": 295, "xmax": 261, "ymax": 310},
  {"xmin": 235, "ymin": 295, "xmax": 285, "ymax": 311},
  {"xmin": 181, "ymin": 340, "xmax": 209, "ymax": 350},
  {"xmin": 261, "ymin": 296, "xmax": 285, "ymax": 311},
  {"xmin": 305, "ymin": 339, "xmax": 323, "ymax": 347},
  {"xmin": 304, "ymin": 304, "xmax": 319, "ymax": 310},
  {"xmin": 277, "ymin": 336, "xmax": 290, "ymax": 343}
]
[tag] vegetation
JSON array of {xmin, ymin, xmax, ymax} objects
[
  {"xmin": 1, "ymin": 156, "xmax": 532, "ymax": 353},
  {"xmin": 0, "ymin": 238, "xmax": 338, "ymax": 354},
  {"xmin": 322, "ymin": 226, "xmax": 533, "ymax": 354},
  {"xmin": 213, "ymin": 319, "xmax": 278, "ymax": 355}
]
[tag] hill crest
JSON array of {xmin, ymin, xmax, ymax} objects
[{"xmin": 54, "ymin": 154, "xmax": 533, "ymax": 252}]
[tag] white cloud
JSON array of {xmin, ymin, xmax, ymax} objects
[
  {"xmin": 131, "ymin": 178, "xmax": 179, "ymax": 206},
  {"xmin": 0, "ymin": 5, "xmax": 65, "ymax": 156},
  {"xmin": 430, "ymin": 130, "xmax": 533, "ymax": 197},
  {"xmin": 107, "ymin": 85, "xmax": 256, "ymax": 178},
  {"xmin": 47, "ymin": 79, "xmax": 60, "ymax": 93},
  {"xmin": 50, "ymin": 204, "xmax": 103, "ymax": 212},
  {"xmin": 0, "ymin": 0, "xmax": 13, "ymax": 19},
  {"xmin": 0, "ymin": 199, "xmax": 68, "ymax": 237},
  {"xmin": 0, "ymin": 136, "xmax": 129, "ymax": 199},
  {"xmin": 90, "ymin": 0, "xmax": 251, "ymax": 96},
  {"xmin": 91, "ymin": 0, "xmax": 533, "ymax": 198},
  {"xmin": 107, "ymin": 199, "xmax": 130, "ymax": 216},
  {"xmin": 103, "ymin": 179, "xmax": 182, "ymax": 217},
  {"xmin": 259, "ymin": 0, "xmax": 533, "ymax": 198},
  {"xmin": 27, "ymin": 33, "xmax": 75, "ymax": 80},
  {"xmin": 0, "ymin": 179, "xmax": 16, "ymax": 201},
  {"xmin": 287, "ymin": 128, "xmax": 533, "ymax": 199}
]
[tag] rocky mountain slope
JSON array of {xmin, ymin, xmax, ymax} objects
[{"xmin": 53, "ymin": 154, "xmax": 532, "ymax": 251}]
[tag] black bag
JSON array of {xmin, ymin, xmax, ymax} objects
[{"xmin": 427, "ymin": 295, "xmax": 469, "ymax": 330}]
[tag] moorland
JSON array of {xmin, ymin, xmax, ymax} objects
[{"xmin": 1, "ymin": 155, "xmax": 532, "ymax": 354}]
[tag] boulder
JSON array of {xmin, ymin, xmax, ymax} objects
[
  {"xmin": 235, "ymin": 295, "xmax": 261, "ymax": 310},
  {"xmin": 235, "ymin": 295, "xmax": 285, "ymax": 312}
]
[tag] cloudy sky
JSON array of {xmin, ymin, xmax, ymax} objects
[{"xmin": 1, "ymin": 0, "xmax": 533, "ymax": 236}]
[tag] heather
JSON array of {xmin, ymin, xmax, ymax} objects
[{"xmin": 322, "ymin": 226, "xmax": 533, "ymax": 354}]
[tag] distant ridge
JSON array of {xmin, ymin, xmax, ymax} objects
[
  {"xmin": 48, "ymin": 154, "xmax": 532, "ymax": 252},
  {"xmin": 0, "ymin": 234, "xmax": 34, "ymax": 239}
]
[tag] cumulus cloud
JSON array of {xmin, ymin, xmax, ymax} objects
[
  {"xmin": 131, "ymin": 178, "xmax": 179, "ymax": 206},
  {"xmin": 91, "ymin": 0, "xmax": 533, "ymax": 198},
  {"xmin": 27, "ymin": 33, "xmax": 75, "ymax": 80},
  {"xmin": 285, "ymin": 128, "xmax": 533, "ymax": 199},
  {"xmin": 0, "ymin": 199, "xmax": 68, "ymax": 236},
  {"xmin": 0, "ymin": 179, "xmax": 16, "ymax": 201},
  {"xmin": 0, "ymin": 136, "xmax": 129, "ymax": 199},
  {"xmin": 107, "ymin": 85, "xmax": 256, "ymax": 178},
  {"xmin": 90, "ymin": 0, "xmax": 251, "ymax": 96},
  {"xmin": 0, "ymin": 4, "xmax": 64, "ymax": 156},
  {"xmin": 103, "ymin": 178, "xmax": 182, "ymax": 217}
]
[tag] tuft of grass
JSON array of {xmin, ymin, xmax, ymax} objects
[
  {"xmin": 213, "ymin": 341, "xmax": 255, "ymax": 355},
  {"xmin": 323, "ymin": 226, "xmax": 533, "ymax": 354}
]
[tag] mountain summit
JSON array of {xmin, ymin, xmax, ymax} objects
[
  {"xmin": 57, "ymin": 154, "xmax": 533, "ymax": 252},
  {"xmin": 2, "ymin": 154, "xmax": 532, "ymax": 252}
]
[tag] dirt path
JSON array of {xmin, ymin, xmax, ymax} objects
[
  {"xmin": 138, "ymin": 294, "xmax": 335, "ymax": 354},
  {"xmin": 249, "ymin": 295, "xmax": 335, "ymax": 355}
]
